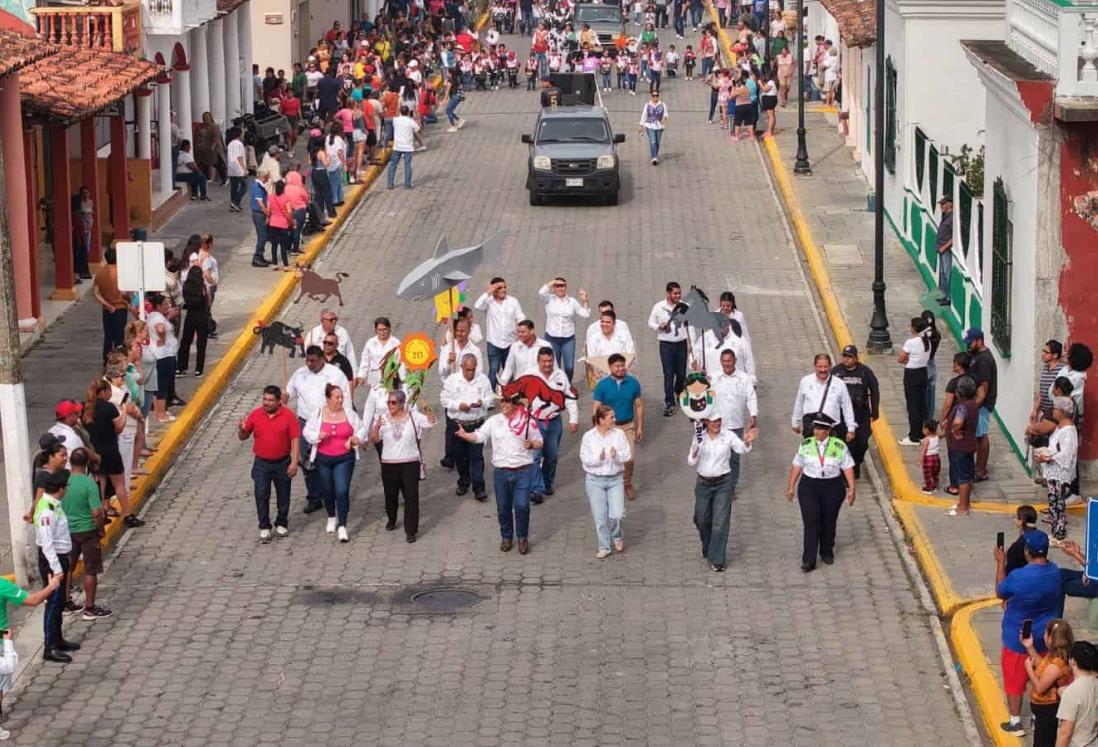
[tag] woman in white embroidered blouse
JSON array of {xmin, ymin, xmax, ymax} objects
[
  {"xmin": 369, "ymin": 390, "xmax": 436, "ymax": 543},
  {"xmin": 538, "ymin": 277, "xmax": 590, "ymax": 383},
  {"xmin": 579, "ymin": 405, "xmax": 632, "ymax": 558}
]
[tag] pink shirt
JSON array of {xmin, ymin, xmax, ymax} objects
[
  {"xmin": 335, "ymin": 108, "xmax": 354, "ymax": 134},
  {"xmin": 267, "ymin": 191, "xmax": 291, "ymax": 229},
  {"xmin": 316, "ymin": 420, "xmax": 354, "ymax": 456}
]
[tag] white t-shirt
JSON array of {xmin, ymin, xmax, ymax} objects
[
  {"xmin": 324, "ymin": 137, "xmax": 346, "ymax": 172},
  {"xmin": 177, "ymin": 150, "xmax": 197, "ymax": 171},
  {"xmin": 147, "ymin": 310, "xmax": 178, "ymax": 359},
  {"xmin": 392, "ymin": 116, "xmax": 420, "ymax": 153},
  {"xmin": 227, "ymin": 139, "xmax": 247, "ymax": 177},
  {"xmin": 305, "ymin": 70, "xmax": 323, "ymax": 89},
  {"xmin": 902, "ymin": 337, "xmax": 930, "ymax": 369}
]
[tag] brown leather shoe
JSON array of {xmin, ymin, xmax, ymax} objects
[
  {"xmin": 517, "ymin": 538, "xmax": 529, "ymax": 555},
  {"xmin": 499, "ymin": 539, "xmax": 513, "ymax": 552}
]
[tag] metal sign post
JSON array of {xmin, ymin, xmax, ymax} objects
[{"xmin": 116, "ymin": 241, "xmax": 167, "ymax": 319}]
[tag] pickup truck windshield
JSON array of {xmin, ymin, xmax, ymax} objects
[
  {"xmin": 575, "ymin": 6, "xmax": 622, "ymax": 23},
  {"xmin": 537, "ymin": 118, "xmax": 610, "ymax": 143}
]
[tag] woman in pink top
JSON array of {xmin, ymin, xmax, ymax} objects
[
  {"xmin": 265, "ymin": 180, "xmax": 293, "ymax": 268},
  {"xmin": 283, "ymin": 170, "xmax": 310, "ymax": 255},
  {"xmin": 303, "ymin": 384, "xmax": 365, "ymax": 542}
]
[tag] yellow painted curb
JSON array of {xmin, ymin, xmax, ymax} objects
[
  {"xmin": 77, "ymin": 151, "xmax": 391, "ymax": 577},
  {"xmin": 952, "ymin": 599, "xmax": 1023, "ymax": 747}
]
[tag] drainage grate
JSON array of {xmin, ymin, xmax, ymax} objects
[{"xmin": 409, "ymin": 588, "xmax": 483, "ymax": 611}]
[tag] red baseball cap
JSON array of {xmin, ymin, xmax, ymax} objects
[{"xmin": 55, "ymin": 399, "xmax": 82, "ymax": 418}]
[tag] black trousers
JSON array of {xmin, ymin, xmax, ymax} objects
[
  {"xmin": 101, "ymin": 307, "xmax": 128, "ymax": 360},
  {"xmin": 381, "ymin": 461, "xmax": 420, "ymax": 537},
  {"xmin": 177, "ymin": 306, "xmax": 210, "ymax": 373},
  {"xmin": 659, "ymin": 340, "xmax": 687, "ymax": 408},
  {"xmin": 847, "ymin": 412, "xmax": 872, "ymax": 475},
  {"xmin": 37, "ymin": 550, "xmax": 71, "ymax": 648},
  {"xmin": 797, "ymin": 476, "xmax": 846, "ymax": 566},
  {"xmin": 903, "ymin": 367, "xmax": 928, "ymax": 442}
]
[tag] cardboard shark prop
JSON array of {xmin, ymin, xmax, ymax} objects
[
  {"xmin": 668, "ymin": 286, "xmax": 731, "ymax": 345},
  {"xmin": 396, "ymin": 230, "xmax": 508, "ymax": 301}
]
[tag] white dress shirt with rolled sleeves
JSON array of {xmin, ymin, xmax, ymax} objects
[
  {"xmin": 694, "ymin": 329, "xmax": 756, "ymax": 382},
  {"xmin": 711, "ymin": 369, "xmax": 758, "ymax": 430},
  {"xmin": 356, "ymin": 335, "xmax": 401, "ymax": 386},
  {"xmin": 286, "ymin": 364, "xmax": 351, "ymax": 419},
  {"xmin": 647, "ymin": 300, "xmax": 687, "ymax": 343},
  {"xmin": 585, "ymin": 321, "xmax": 636, "ymax": 358},
  {"xmin": 791, "ymin": 373, "xmax": 857, "ymax": 431},
  {"xmin": 440, "ymin": 372, "xmax": 496, "ymax": 422},
  {"xmin": 535, "ymin": 368, "xmax": 580, "ymax": 425},
  {"xmin": 498, "ymin": 337, "xmax": 552, "ymax": 385},
  {"xmin": 474, "ymin": 293, "xmax": 525, "ymax": 349},
  {"xmin": 437, "ymin": 339, "xmax": 484, "ymax": 378},
  {"xmin": 579, "ymin": 427, "xmax": 632, "ymax": 476},
  {"xmin": 445, "ymin": 322, "xmax": 484, "ymax": 345},
  {"xmin": 304, "ymin": 324, "xmax": 356, "ymax": 365},
  {"xmin": 377, "ymin": 410, "xmax": 434, "ymax": 462},
  {"xmin": 538, "ymin": 285, "xmax": 590, "ymax": 338},
  {"xmin": 687, "ymin": 430, "xmax": 751, "ymax": 478},
  {"xmin": 470, "ymin": 412, "xmax": 536, "ymax": 468}
]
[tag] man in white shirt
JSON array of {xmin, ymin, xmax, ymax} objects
[
  {"xmin": 528, "ymin": 348, "xmax": 579, "ymax": 502},
  {"xmin": 693, "ymin": 327, "xmax": 756, "ymax": 381},
  {"xmin": 284, "ymin": 346, "xmax": 352, "ymax": 512},
  {"xmin": 49, "ymin": 400, "xmax": 91, "ymax": 469},
  {"xmin": 474, "ymin": 276, "xmax": 525, "ymax": 389},
  {"xmin": 455, "ymin": 391, "xmax": 542, "ymax": 554},
  {"xmin": 303, "ymin": 309, "xmax": 356, "ymax": 370},
  {"xmin": 498, "ymin": 320, "xmax": 551, "ymax": 386},
  {"xmin": 710, "ymin": 349, "xmax": 758, "ymax": 497},
  {"xmin": 791, "ymin": 353, "xmax": 856, "ymax": 441},
  {"xmin": 440, "ymin": 354, "xmax": 496, "ymax": 500},
  {"xmin": 226, "ymin": 128, "xmax": 248, "ymax": 211},
  {"xmin": 354, "ymin": 316, "xmax": 401, "ymax": 390},
  {"xmin": 585, "ymin": 307, "xmax": 635, "ymax": 359},
  {"xmin": 438, "ymin": 318, "xmax": 483, "ymax": 469},
  {"xmin": 387, "ymin": 105, "xmax": 423, "ymax": 189},
  {"xmin": 647, "ymin": 281, "xmax": 687, "ymax": 417}
]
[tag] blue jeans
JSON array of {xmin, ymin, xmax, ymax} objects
[
  {"xmin": 297, "ymin": 417, "xmax": 323, "ymax": 504},
  {"xmin": 701, "ymin": 56, "xmax": 714, "ymax": 78},
  {"xmin": 1058, "ymin": 568, "xmax": 1098, "ymax": 617},
  {"xmin": 383, "ymin": 118, "xmax": 394, "ymax": 146},
  {"xmin": 290, "ymin": 207, "xmax": 306, "ymax": 253},
  {"xmin": 252, "ymin": 211, "xmax": 268, "ymax": 261},
  {"xmin": 645, "ymin": 128, "xmax": 663, "ymax": 160},
  {"xmin": 178, "ymin": 170, "xmax": 208, "ymax": 198},
  {"xmin": 446, "ymin": 96, "xmax": 462, "ymax": 125},
  {"xmin": 532, "ymin": 417, "xmax": 563, "ymax": 494},
  {"xmin": 487, "ymin": 341, "xmax": 510, "ymax": 391},
  {"xmin": 545, "ymin": 333, "xmax": 576, "ymax": 383},
  {"xmin": 315, "ymin": 451, "xmax": 355, "ymax": 526},
  {"xmin": 494, "ymin": 465, "xmax": 534, "ymax": 540},
  {"xmin": 659, "ymin": 340, "xmax": 687, "ymax": 407},
  {"xmin": 585, "ymin": 473, "xmax": 625, "ymax": 552},
  {"xmin": 328, "ymin": 166, "xmax": 344, "ymax": 204},
  {"xmin": 388, "ymin": 151, "xmax": 413, "ymax": 188},
  {"xmin": 648, "ymin": 70, "xmax": 661, "ymax": 93},
  {"xmin": 252, "ymin": 456, "xmax": 292, "ymax": 529},
  {"xmin": 694, "ymin": 473, "xmax": 734, "ymax": 566},
  {"xmin": 673, "ymin": 10, "xmax": 685, "ymax": 35},
  {"xmin": 938, "ymin": 248, "xmax": 952, "ymax": 301},
  {"xmin": 37, "ymin": 551, "xmax": 69, "ymax": 648},
  {"xmin": 690, "ymin": 4, "xmax": 703, "ymax": 26},
  {"xmin": 229, "ymin": 175, "xmax": 247, "ymax": 207},
  {"xmin": 727, "ymin": 427, "xmax": 744, "ymax": 494}
]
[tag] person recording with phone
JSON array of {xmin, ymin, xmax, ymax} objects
[{"xmin": 994, "ymin": 528, "xmax": 1061, "ymax": 737}]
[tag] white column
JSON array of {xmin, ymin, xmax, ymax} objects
[
  {"xmin": 176, "ymin": 69, "xmax": 192, "ymax": 141},
  {"xmin": 1, "ymin": 384, "xmax": 34, "ymax": 585},
  {"xmin": 157, "ymin": 82, "xmax": 173, "ymax": 195},
  {"xmin": 137, "ymin": 91, "xmax": 152, "ymax": 159},
  {"xmin": 208, "ymin": 18, "xmax": 227, "ymax": 128},
  {"xmin": 239, "ymin": 5, "xmax": 254, "ymax": 114},
  {"xmin": 191, "ymin": 25, "xmax": 211, "ymax": 119},
  {"xmin": 224, "ymin": 11, "xmax": 242, "ymax": 120}
]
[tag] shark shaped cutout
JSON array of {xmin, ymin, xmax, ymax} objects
[{"xmin": 396, "ymin": 230, "xmax": 508, "ymax": 301}]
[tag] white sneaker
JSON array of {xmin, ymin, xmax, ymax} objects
[
  {"xmin": 898, "ymin": 437, "xmax": 920, "ymax": 446},
  {"xmin": 447, "ymin": 126, "xmax": 458, "ymax": 133},
  {"xmin": 0, "ymin": 726, "xmax": 10, "ymax": 740},
  {"xmin": 337, "ymin": 526, "xmax": 349, "ymax": 543},
  {"xmin": 1065, "ymin": 493, "xmax": 1083, "ymax": 506},
  {"xmin": 259, "ymin": 529, "xmax": 271, "ymax": 543},
  {"xmin": 275, "ymin": 526, "xmax": 288, "ymax": 538},
  {"xmin": 326, "ymin": 517, "xmax": 337, "ymax": 533},
  {"xmin": 456, "ymin": 119, "xmax": 465, "ymax": 130}
]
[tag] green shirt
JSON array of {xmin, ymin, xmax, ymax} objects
[
  {"xmin": 61, "ymin": 473, "xmax": 101, "ymax": 534},
  {"xmin": 0, "ymin": 578, "xmax": 28, "ymax": 631}
]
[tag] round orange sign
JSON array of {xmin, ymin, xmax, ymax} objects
[{"xmin": 400, "ymin": 333, "xmax": 438, "ymax": 372}]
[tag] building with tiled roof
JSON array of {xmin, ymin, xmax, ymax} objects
[
  {"xmin": 0, "ymin": 28, "xmax": 57, "ymax": 77},
  {"xmin": 19, "ymin": 48, "xmax": 160, "ymax": 123},
  {"xmin": 817, "ymin": 0, "xmax": 874, "ymax": 49}
]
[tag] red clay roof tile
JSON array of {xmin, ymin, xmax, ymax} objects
[
  {"xmin": 820, "ymin": 0, "xmax": 876, "ymax": 48},
  {"xmin": 19, "ymin": 47, "xmax": 161, "ymax": 121},
  {"xmin": 0, "ymin": 28, "xmax": 59, "ymax": 77}
]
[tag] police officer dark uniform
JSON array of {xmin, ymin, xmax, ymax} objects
[
  {"xmin": 831, "ymin": 344, "xmax": 880, "ymax": 479},
  {"xmin": 785, "ymin": 415, "xmax": 856, "ymax": 572}
]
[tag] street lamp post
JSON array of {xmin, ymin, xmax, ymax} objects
[
  {"xmin": 866, "ymin": 0, "xmax": 892, "ymax": 351},
  {"xmin": 793, "ymin": 0, "xmax": 811, "ymax": 175}
]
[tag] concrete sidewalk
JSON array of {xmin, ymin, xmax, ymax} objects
[{"xmin": 766, "ymin": 105, "xmax": 1094, "ymax": 745}]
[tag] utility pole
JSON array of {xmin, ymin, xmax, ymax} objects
[
  {"xmin": 0, "ymin": 126, "xmax": 33, "ymax": 586},
  {"xmin": 794, "ymin": 0, "xmax": 811, "ymax": 175},
  {"xmin": 866, "ymin": 0, "xmax": 892, "ymax": 352}
]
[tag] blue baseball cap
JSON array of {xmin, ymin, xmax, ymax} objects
[
  {"xmin": 963, "ymin": 327, "xmax": 985, "ymax": 345},
  {"xmin": 1024, "ymin": 529, "xmax": 1050, "ymax": 556}
]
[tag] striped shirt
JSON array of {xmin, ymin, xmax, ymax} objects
[{"xmin": 1039, "ymin": 363, "xmax": 1065, "ymax": 417}]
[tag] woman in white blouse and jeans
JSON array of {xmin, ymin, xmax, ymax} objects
[
  {"xmin": 898, "ymin": 316, "xmax": 931, "ymax": 445},
  {"xmin": 688, "ymin": 414, "xmax": 756, "ymax": 572},
  {"xmin": 580, "ymin": 405, "xmax": 632, "ymax": 558},
  {"xmin": 369, "ymin": 390, "xmax": 436, "ymax": 543},
  {"xmin": 538, "ymin": 277, "xmax": 590, "ymax": 383}
]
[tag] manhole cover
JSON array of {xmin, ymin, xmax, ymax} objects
[{"xmin": 409, "ymin": 588, "xmax": 483, "ymax": 611}]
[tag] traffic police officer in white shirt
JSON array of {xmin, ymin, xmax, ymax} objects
[
  {"xmin": 474, "ymin": 277, "xmax": 525, "ymax": 390},
  {"xmin": 585, "ymin": 306, "xmax": 636, "ymax": 358},
  {"xmin": 285, "ymin": 345, "xmax": 351, "ymax": 513},
  {"xmin": 647, "ymin": 281, "xmax": 688, "ymax": 417},
  {"xmin": 354, "ymin": 316, "xmax": 401, "ymax": 390},
  {"xmin": 791, "ymin": 353, "xmax": 857, "ymax": 441},
  {"xmin": 498, "ymin": 320, "xmax": 551, "ymax": 386},
  {"xmin": 688, "ymin": 415, "xmax": 757, "ymax": 572},
  {"xmin": 440, "ymin": 354, "xmax": 495, "ymax": 501},
  {"xmin": 303, "ymin": 309, "xmax": 357, "ymax": 370},
  {"xmin": 537, "ymin": 277, "xmax": 590, "ymax": 383},
  {"xmin": 710, "ymin": 349, "xmax": 758, "ymax": 497},
  {"xmin": 785, "ymin": 414, "xmax": 856, "ymax": 572}
]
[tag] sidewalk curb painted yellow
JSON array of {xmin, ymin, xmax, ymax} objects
[{"xmin": 952, "ymin": 600, "xmax": 1023, "ymax": 747}]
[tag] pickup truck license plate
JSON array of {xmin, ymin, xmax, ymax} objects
[{"xmin": 565, "ymin": 178, "xmax": 583, "ymax": 187}]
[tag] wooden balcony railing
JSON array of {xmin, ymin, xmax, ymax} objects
[{"xmin": 31, "ymin": 1, "xmax": 142, "ymax": 55}]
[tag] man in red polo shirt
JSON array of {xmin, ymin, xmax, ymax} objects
[{"xmin": 238, "ymin": 385, "xmax": 301, "ymax": 543}]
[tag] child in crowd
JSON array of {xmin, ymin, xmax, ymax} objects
[
  {"xmin": 665, "ymin": 45, "xmax": 679, "ymax": 78},
  {"xmin": 919, "ymin": 419, "xmax": 940, "ymax": 493},
  {"xmin": 616, "ymin": 51, "xmax": 629, "ymax": 89},
  {"xmin": 599, "ymin": 53, "xmax": 614, "ymax": 92},
  {"xmin": 525, "ymin": 53, "xmax": 538, "ymax": 90},
  {"xmin": 683, "ymin": 44, "xmax": 696, "ymax": 80}
]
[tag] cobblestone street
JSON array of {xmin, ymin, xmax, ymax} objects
[{"xmin": 5, "ymin": 35, "xmax": 970, "ymax": 745}]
